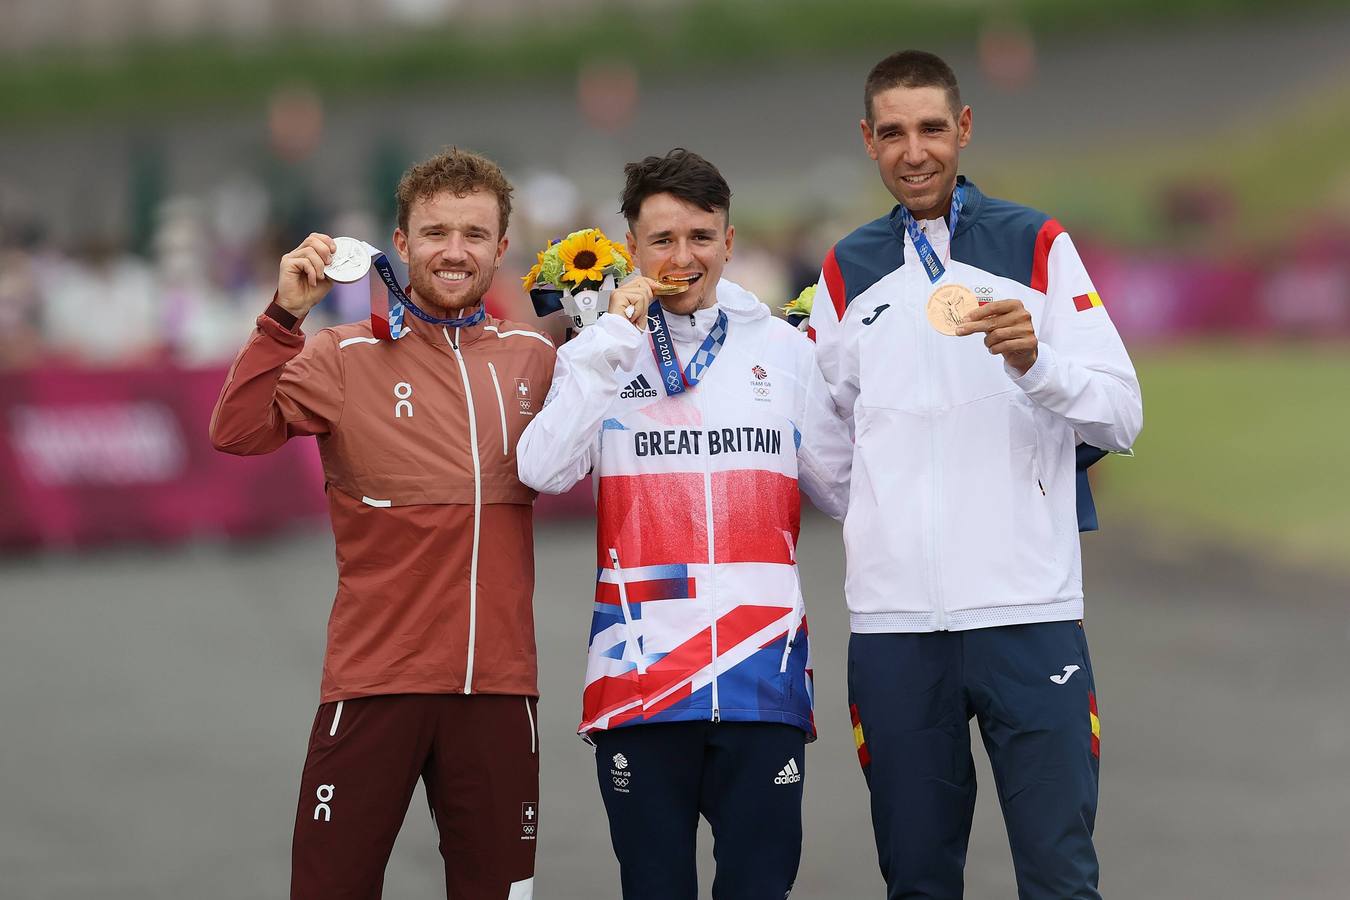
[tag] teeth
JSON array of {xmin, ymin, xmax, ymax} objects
[
  {"xmin": 435, "ymin": 271, "xmax": 469, "ymax": 281},
  {"xmin": 902, "ymin": 174, "xmax": 935, "ymax": 184}
]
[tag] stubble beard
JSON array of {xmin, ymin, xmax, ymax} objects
[{"xmin": 408, "ymin": 268, "xmax": 491, "ymax": 317}]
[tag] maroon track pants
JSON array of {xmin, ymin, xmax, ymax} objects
[{"xmin": 290, "ymin": 693, "xmax": 538, "ymax": 899}]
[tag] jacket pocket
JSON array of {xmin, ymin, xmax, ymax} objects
[
  {"xmin": 607, "ymin": 548, "xmax": 646, "ymax": 675},
  {"xmin": 486, "ymin": 361, "xmax": 509, "ymax": 456}
]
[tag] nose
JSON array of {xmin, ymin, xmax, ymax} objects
[
  {"xmin": 442, "ymin": 233, "xmax": 469, "ymax": 261},
  {"xmin": 671, "ymin": 239, "xmax": 695, "ymax": 268},
  {"xmin": 901, "ymin": 134, "xmax": 926, "ymax": 167}
]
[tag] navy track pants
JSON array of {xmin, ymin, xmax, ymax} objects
[
  {"xmin": 592, "ymin": 721, "xmax": 806, "ymax": 900},
  {"xmin": 848, "ymin": 621, "xmax": 1101, "ymax": 900}
]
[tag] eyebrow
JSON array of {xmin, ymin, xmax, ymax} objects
[
  {"xmin": 419, "ymin": 222, "xmax": 491, "ymax": 234},
  {"xmin": 875, "ymin": 117, "xmax": 951, "ymax": 132},
  {"xmin": 647, "ymin": 228, "xmax": 719, "ymax": 240}
]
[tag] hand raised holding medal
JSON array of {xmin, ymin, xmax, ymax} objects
[{"xmin": 276, "ymin": 232, "xmax": 340, "ymax": 318}]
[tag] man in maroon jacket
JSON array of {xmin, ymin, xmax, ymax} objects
[{"xmin": 211, "ymin": 147, "xmax": 554, "ymax": 899}]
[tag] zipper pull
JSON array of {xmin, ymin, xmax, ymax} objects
[
  {"xmin": 712, "ymin": 709, "xmax": 720, "ymax": 723},
  {"xmin": 1037, "ymin": 479, "xmax": 1046, "ymax": 496}
]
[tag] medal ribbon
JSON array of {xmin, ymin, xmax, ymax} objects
[
  {"xmin": 645, "ymin": 301, "xmax": 730, "ymax": 396},
  {"xmin": 897, "ymin": 182, "xmax": 964, "ymax": 285},
  {"xmin": 369, "ymin": 253, "xmax": 485, "ymax": 341}
]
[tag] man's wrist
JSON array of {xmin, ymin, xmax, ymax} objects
[{"xmin": 264, "ymin": 293, "xmax": 303, "ymax": 332}]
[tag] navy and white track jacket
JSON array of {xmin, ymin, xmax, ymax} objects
[{"xmin": 809, "ymin": 177, "xmax": 1142, "ymax": 632}]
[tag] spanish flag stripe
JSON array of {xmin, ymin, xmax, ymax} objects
[
  {"xmin": 1089, "ymin": 691, "xmax": 1101, "ymax": 758},
  {"xmin": 1073, "ymin": 291, "xmax": 1104, "ymax": 312}
]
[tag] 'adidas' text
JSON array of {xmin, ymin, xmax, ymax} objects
[
  {"xmin": 620, "ymin": 375, "xmax": 659, "ymax": 399},
  {"xmin": 774, "ymin": 758, "xmax": 802, "ymax": 785}
]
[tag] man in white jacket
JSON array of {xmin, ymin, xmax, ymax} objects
[
  {"xmin": 518, "ymin": 148, "xmax": 851, "ymax": 900},
  {"xmin": 808, "ymin": 51, "xmax": 1142, "ymax": 899}
]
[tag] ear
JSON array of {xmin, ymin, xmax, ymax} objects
[
  {"xmin": 957, "ymin": 105, "xmax": 973, "ymax": 149},
  {"xmin": 495, "ymin": 235, "xmax": 509, "ymax": 268},
  {"xmin": 723, "ymin": 224, "xmax": 735, "ymax": 262},
  {"xmin": 626, "ymin": 231, "xmax": 638, "ymax": 259},
  {"xmin": 393, "ymin": 227, "xmax": 410, "ymax": 265},
  {"xmin": 860, "ymin": 118, "xmax": 879, "ymax": 161}
]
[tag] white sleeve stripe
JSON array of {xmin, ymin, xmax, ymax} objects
[
  {"xmin": 484, "ymin": 325, "xmax": 554, "ymax": 347},
  {"xmin": 338, "ymin": 336, "xmax": 381, "ymax": 348}
]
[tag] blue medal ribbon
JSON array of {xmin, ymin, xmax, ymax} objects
[
  {"xmin": 369, "ymin": 253, "xmax": 485, "ymax": 340},
  {"xmin": 645, "ymin": 301, "xmax": 729, "ymax": 396},
  {"xmin": 896, "ymin": 182, "xmax": 964, "ymax": 285}
]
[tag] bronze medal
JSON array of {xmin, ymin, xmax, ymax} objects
[{"xmin": 926, "ymin": 284, "xmax": 978, "ymax": 335}]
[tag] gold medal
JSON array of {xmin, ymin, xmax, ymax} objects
[
  {"xmin": 651, "ymin": 280, "xmax": 688, "ymax": 296},
  {"xmin": 926, "ymin": 284, "xmax": 978, "ymax": 335}
]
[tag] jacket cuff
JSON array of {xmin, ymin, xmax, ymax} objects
[
  {"xmin": 1009, "ymin": 341, "xmax": 1055, "ymax": 395},
  {"xmin": 593, "ymin": 311, "xmax": 646, "ymax": 370},
  {"xmin": 263, "ymin": 292, "xmax": 302, "ymax": 332}
]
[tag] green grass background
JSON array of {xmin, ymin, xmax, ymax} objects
[{"xmin": 1094, "ymin": 342, "xmax": 1350, "ymax": 572}]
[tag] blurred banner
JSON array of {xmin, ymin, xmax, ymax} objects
[
  {"xmin": 0, "ymin": 365, "xmax": 327, "ymax": 549},
  {"xmin": 1081, "ymin": 247, "xmax": 1350, "ymax": 342},
  {"xmin": 0, "ymin": 364, "xmax": 596, "ymax": 550}
]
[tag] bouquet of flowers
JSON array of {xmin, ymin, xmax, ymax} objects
[{"xmin": 524, "ymin": 228, "xmax": 634, "ymax": 330}]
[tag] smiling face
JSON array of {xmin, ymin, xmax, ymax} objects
[
  {"xmin": 861, "ymin": 84, "xmax": 972, "ymax": 220},
  {"xmin": 627, "ymin": 192, "xmax": 733, "ymax": 316},
  {"xmin": 393, "ymin": 188, "xmax": 507, "ymax": 314}
]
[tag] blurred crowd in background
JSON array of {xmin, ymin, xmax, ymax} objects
[{"xmin": 3, "ymin": 0, "xmax": 1346, "ymax": 373}]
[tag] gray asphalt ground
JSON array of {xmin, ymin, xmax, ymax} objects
[{"xmin": 3, "ymin": 509, "xmax": 1348, "ymax": 899}]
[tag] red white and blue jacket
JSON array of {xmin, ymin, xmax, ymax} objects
[{"xmin": 518, "ymin": 280, "xmax": 850, "ymax": 738}]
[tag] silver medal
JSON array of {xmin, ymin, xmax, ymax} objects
[{"xmin": 324, "ymin": 236, "xmax": 376, "ymax": 283}]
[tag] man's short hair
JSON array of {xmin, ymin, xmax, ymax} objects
[
  {"xmin": 864, "ymin": 50, "xmax": 962, "ymax": 123},
  {"xmin": 619, "ymin": 148, "xmax": 732, "ymax": 228},
  {"xmin": 396, "ymin": 147, "xmax": 513, "ymax": 238}
]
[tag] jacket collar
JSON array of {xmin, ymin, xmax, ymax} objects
[{"xmin": 887, "ymin": 175, "xmax": 984, "ymax": 244}]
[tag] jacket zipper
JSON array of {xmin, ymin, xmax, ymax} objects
[
  {"xmin": 487, "ymin": 361, "xmax": 509, "ymax": 456},
  {"xmin": 779, "ymin": 590, "xmax": 801, "ymax": 673},
  {"xmin": 698, "ymin": 388, "xmax": 720, "ymax": 722},
  {"xmin": 919, "ymin": 247, "xmax": 948, "ymax": 631},
  {"xmin": 607, "ymin": 548, "xmax": 647, "ymax": 675},
  {"xmin": 446, "ymin": 325, "xmax": 483, "ymax": 692}
]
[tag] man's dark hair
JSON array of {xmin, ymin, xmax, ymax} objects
[
  {"xmin": 864, "ymin": 50, "xmax": 962, "ymax": 123},
  {"xmin": 620, "ymin": 149, "xmax": 731, "ymax": 227}
]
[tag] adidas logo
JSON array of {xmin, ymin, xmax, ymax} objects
[
  {"xmin": 773, "ymin": 757, "xmax": 802, "ymax": 785},
  {"xmin": 620, "ymin": 374, "xmax": 658, "ymax": 399}
]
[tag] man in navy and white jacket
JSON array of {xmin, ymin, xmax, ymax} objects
[
  {"xmin": 808, "ymin": 51, "xmax": 1142, "ymax": 899},
  {"xmin": 518, "ymin": 149, "xmax": 851, "ymax": 900}
]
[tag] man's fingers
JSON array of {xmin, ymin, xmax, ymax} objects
[
  {"xmin": 299, "ymin": 245, "xmax": 328, "ymax": 271},
  {"xmin": 289, "ymin": 256, "xmax": 319, "ymax": 288},
  {"xmin": 304, "ymin": 233, "xmax": 337, "ymax": 259},
  {"xmin": 958, "ymin": 313, "xmax": 1022, "ymax": 336},
  {"xmin": 986, "ymin": 336, "xmax": 1037, "ymax": 356},
  {"xmin": 983, "ymin": 325, "xmax": 1030, "ymax": 348}
]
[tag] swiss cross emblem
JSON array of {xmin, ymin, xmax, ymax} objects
[
  {"xmin": 751, "ymin": 365, "xmax": 767, "ymax": 380},
  {"xmin": 515, "ymin": 378, "xmax": 531, "ymax": 398},
  {"xmin": 522, "ymin": 802, "xmax": 538, "ymax": 824}
]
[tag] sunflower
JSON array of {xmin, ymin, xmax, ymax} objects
[
  {"xmin": 522, "ymin": 262, "xmax": 543, "ymax": 291},
  {"xmin": 521, "ymin": 244, "xmax": 551, "ymax": 291},
  {"xmin": 558, "ymin": 229, "xmax": 616, "ymax": 286}
]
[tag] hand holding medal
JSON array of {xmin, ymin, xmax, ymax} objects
[
  {"xmin": 953, "ymin": 298, "xmax": 1038, "ymax": 375},
  {"xmin": 276, "ymin": 232, "xmax": 341, "ymax": 317}
]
